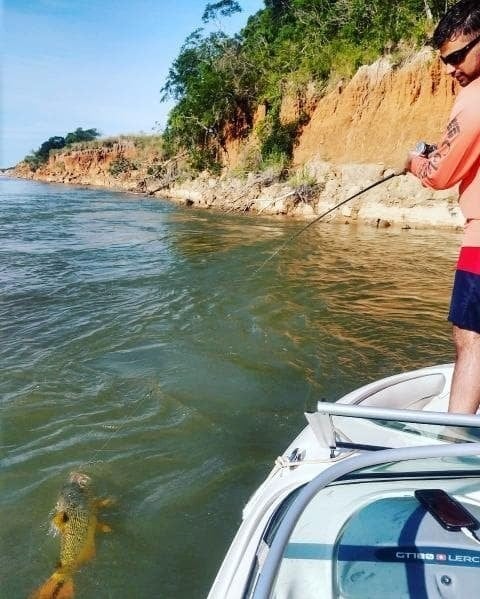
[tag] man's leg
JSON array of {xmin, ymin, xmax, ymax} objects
[{"xmin": 448, "ymin": 325, "xmax": 480, "ymax": 413}]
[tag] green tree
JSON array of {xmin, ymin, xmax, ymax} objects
[
  {"xmin": 161, "ymin": 26, "xmax": 256, "ymax": 170},
  {"xmin": 37, "ymin": 136, "xmax": 66, "ymax": 160},
  {"xmin": 202, "ymin": 1, "xmax": 241, "ymax": 22},
  {"xmin": 65, "ymin": 127, "xmax": 100, "ymax": 145}
]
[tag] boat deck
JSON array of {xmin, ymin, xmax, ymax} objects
[{"xmin": 273, "ymin": 472, "xmax": 480, "ymax": 598}]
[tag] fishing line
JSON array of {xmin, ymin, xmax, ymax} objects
[
  {"xmin": 74, "ymin": 171, "xmax": 401, "ymax": 472},
  {"xmin": 251, "ymin": 170, "xmax": 402, "ymax": 277},
  {"xmin": 79, "ymin": 386, "xmax": 157, "ymax": 471}
]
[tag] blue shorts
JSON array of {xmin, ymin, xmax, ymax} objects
[{"xmin": 448, "ymin": 269, "xmax": 480, "ymax": 334}]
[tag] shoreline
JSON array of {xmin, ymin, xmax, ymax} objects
[{"xmin": 10, "ymin": 160, "xmax": 464, "ymax": 233}]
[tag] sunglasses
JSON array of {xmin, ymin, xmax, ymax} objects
[{"xmin": 441, "ymin": 32, "xmax": 480, "ymax": 66}]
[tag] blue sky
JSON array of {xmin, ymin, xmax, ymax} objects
[{"xmin": 2, "ymin": 0, "xmax": 265, "ymax": 167}]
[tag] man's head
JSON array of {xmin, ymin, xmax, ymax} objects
[{"xmin": 433, "ymin": 0, "xmax": 480, "ymax": 86}]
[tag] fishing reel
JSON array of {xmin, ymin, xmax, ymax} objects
[{"xmin": 412, "ymin": 141, "xmax": 437, "ymax": 158}]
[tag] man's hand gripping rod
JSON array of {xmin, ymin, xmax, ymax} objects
[{"xmin": 253, "ymin": 170, "xmax": 403, "ymax": 275}]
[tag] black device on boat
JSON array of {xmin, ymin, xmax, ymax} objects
[{"xmin": 415, "ymin": 489, "xmax": 480, "ymax": 532}]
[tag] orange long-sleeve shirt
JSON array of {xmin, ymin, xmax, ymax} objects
[{"xmin": 410, "ymin": 76, "xmax": 480, "ymax": 246}]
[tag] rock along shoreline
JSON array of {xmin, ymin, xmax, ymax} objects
[{"xmin": 10, "ymin": 158, "xmax": 464, "ymax": 233}]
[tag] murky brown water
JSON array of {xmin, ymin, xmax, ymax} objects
[{"xmin": 0, "ymin": 177, "xmax": 460, "ymax": 597}]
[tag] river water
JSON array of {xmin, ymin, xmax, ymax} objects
[{"xmin": 1, "ymin": 177, "xmax": 461, "ymax": 598}]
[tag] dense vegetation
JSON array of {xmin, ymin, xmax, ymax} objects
[
  {"xmin": 161, "ymin": 0, "xmax": 456, "ymax": 172},
  {"xmin": 24, "ymin": 127, "xmax": 100, "ymax": 170}
]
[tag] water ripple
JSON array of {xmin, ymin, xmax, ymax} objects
[{"xmin": 0, "ymin": 178, "xmax": 461, "ymax": 597}]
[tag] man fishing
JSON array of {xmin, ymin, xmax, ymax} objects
[{"xmin": 406, "ymin": 0, "xmax": 480, "ymax": 414}]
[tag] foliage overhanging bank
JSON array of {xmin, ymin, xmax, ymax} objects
[{"xmin": 161, "ymin": 0, "xmax": 456, "ymax": 173}]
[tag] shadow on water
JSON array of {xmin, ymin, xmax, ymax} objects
[{"xmin": 0, "ymin": 178, "xmax": 460, "ymax": 597}]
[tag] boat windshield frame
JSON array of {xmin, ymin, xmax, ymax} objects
[
  {"xmin": 250, "ymin": 442, "xmax": 480, "ymax": 599},
  {"xmin": 308, "ymin": 402, "xmax": 480, "ymax": 454}
]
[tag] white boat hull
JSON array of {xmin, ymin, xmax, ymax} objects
[{"xmin": 208, "ymin": 364, "xmax": 480, "ymax": 599}]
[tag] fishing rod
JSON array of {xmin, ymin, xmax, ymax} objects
[{"xmin": 253, "ymin": 170, "xmax": 403, "ymax": 275}]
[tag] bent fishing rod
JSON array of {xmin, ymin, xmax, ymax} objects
[{"xmin": 253, "ymin": 170, "xmax": 403, "ymax": 275}]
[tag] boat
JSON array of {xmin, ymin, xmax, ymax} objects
[{"xmin": 207, "ymin": 363, "xmax": 480, "ymax": 599}]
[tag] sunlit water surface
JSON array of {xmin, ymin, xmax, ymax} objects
[{"xmin": 0, "ymin": 178, "xmax": 460, "ymax": 597}]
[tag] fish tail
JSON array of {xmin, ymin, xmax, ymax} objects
[{"xmin": 30, "ymin": 570, "xmax": 74, "ymax": 599}]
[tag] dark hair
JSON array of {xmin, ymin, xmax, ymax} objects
[{"xmin": 433, "ymin": 0, "xmax": 480, "ymax": 48}]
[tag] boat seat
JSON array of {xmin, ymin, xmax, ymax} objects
[
  {"xmin": 359, "ymin": 374, "xmax": 446, "ymax": 410},
  {"xmin": 422, "ymin": 390, "xmax": 450, "ymax": 412}
]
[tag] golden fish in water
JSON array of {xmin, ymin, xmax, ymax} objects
[{"xmin": 30, "ymin": 472, "xmax": 112, "ymax": 599}]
